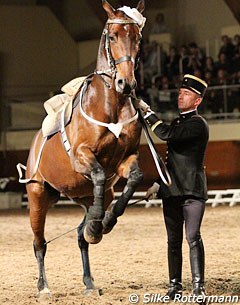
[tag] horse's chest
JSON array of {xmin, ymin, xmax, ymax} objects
[{"xmin": 98, "ymin": 128, "xmax": 137, "ymax": 160}]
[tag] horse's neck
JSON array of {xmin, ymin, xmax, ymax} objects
[{"xmin": 79, "ymin": 77, "xmax": 133, "ymax": 124}]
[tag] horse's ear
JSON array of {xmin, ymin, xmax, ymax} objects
[
  {"xmin": 102, "ymin": 0, "xmax": 116, "ymax": 19},
  {"xmin": 136, "ymin": 0, "xmax": 145, "ymax": 13}
]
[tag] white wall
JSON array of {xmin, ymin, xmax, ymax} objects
[
  {"xmin": 0, "ymin": 5, "xmax": 78, "ymax": 98},
  {"xmin": 77, "ymin": 40, "xmax": 99, "ymax": 75},
  {"xmin": 62, "ymin": 0, "xmax": 102, "ymax": 41}
]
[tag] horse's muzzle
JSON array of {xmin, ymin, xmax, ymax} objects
[{"xmin": 116, "ymin": 78, "xmax": 136, "ymax": 95}]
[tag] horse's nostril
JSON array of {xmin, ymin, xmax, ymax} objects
[{"xmin": 118, "ymin": 79, "xmax": 126, "ymax": 89}]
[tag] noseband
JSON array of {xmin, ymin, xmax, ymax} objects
[{"xmin": 98, "ymin": 18, "xmax": 141, "ymax": 81}]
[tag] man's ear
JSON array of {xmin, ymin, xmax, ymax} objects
[{"xmin": 194, "ymin": 97, "xmax": 202, "ymax": 108}]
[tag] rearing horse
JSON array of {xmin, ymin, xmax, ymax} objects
[{"xmin": 25, "ymin": 0, "xmax": 145, "ymax": 297}]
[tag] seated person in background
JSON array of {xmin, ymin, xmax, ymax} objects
[
  {"xmin": 187, "ymin": 42, "xmax": 205, "ymax": 74},
  {"xmin": 214, "ymin": 68, "xmax": 234, "ymax": 113},
  {"xmin": 215, "ymin": 52, "xmax": 233, "ymax": 75},
  {"xmin": 150, "ymin": 12, "xmax": 170, "ymax": 34},
  {"xmin": 158, "ymin": 75, "xmax": 176, "ymax": 112},
  {"xmin": 179, "ymin": 45, "xmax": 190, "ymax": 75},
  {"xmin": 203, "ymin": 56, "xmax": 217, "ymax": 78},
  {"xmin": 219, "ymin": 35, "xmax": 235, "ymax": 62},
  {"xmin": 232, "ymin": 45, "xmax": 240, "ymax": 72},
  {"xmin": 143, "ymin": 41, "xmax": 159, "ymax": 84},
  {"xmin": 165, "ymin": 46, "xmax": 180, "ymax": 79},
  {"xmin": 202, "ymin": 71, "xmax": 217, "ymax": 113}
]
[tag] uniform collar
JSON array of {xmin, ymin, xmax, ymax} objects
[{"xmin": 179, "ymin": 109, "xmax": 198, "ymax": 120}]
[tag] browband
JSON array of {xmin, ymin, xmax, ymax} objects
[{"xmin": 107, "ymin": 19, "xmax": 139, "ymax": 25}]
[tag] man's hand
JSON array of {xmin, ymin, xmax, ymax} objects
[
  {"xmin": 146, "ymin": 182, "xmax": 160, "ymax": 200},
  {"xmin": 132, "ymin": 99, "xmax": 151, "ymax": 114}
]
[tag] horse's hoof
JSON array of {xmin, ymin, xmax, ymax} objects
[
  {"xmin": 102, "ymin": 211, "xmax": 117, "ymax": 234},
  {"xmin": 37, "ymin": 287, "xmax": 52, "ymax": 300},
  {"xmin": 83, "ymin": 220, "xmax": 103, "ymax": 244},
  {"xmin": 83, "ymin": 288, "xmax": 102, "ymax": 296}
]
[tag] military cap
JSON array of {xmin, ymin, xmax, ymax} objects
[{"xmin": 181, "ymin": 74, "xmax": 208, "ymax": 97}]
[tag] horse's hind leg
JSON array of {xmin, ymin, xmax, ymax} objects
[
  {"xmin": 27, "ymin": 181, "xmax": 59, "ymax": 298},
  {"xmin": 77, "ymin": 216, "xmax": 101, "ymax": 295},
  {"xmin": 102, "ymin": 157, "xmax": 143, "ymax": 234}
]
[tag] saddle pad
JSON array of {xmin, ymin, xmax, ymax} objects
[
  {"xmin": 61, "ymin": 76, "xmax": 87, "ymax": 96},
  {"xmin": 42, "ymin": 94, "xmax": 73, "ymax": 137},
  {"xmin": 41, "ymin": 76, "xmax": 86, "ymax": 138}
]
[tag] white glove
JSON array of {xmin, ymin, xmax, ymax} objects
[
  {"xmin": 146, "ymin": 182, "xmax": 160, "ymax": 200},
  {"xmin": 133, "ymin": 99, "xmax": 151, "ymax": 114}
]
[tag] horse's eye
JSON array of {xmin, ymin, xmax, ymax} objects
[{"xmin": 109, "ymin": 36, "xmax": 116, "ymax": 43}]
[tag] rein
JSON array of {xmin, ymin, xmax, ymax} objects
[{"xmin": 138, "ymin": 110, "xmax": 172, "ymax": 186}]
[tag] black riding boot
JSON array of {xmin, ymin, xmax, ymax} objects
[
  {"xmin": 190, "ymin": 238, "xmax": 206, "ymax": 304},
  {"xmin": 166, "ymin": 245, "xmax": 183, "ymax": 300}
]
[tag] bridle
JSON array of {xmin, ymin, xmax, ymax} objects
[{"xmin": 95, "ymin": 18, "xmax": 142, "ymax": 87}]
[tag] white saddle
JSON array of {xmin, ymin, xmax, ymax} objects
[{"xmin": 41, "ymin": 76, "xmax": 86, "ymax": 137}]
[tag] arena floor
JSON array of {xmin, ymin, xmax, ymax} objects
[{"xmin": 0, "ymin": 205, "xmax": 239, "ymax": 305}]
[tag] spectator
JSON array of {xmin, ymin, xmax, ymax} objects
[
  {"xmin": 193, "ymin": 69, "xmax": 203, "ymax": 79},
  {"xmin": 143, "ymin": 41, "xmax": 159, "ymax": 84},
  {"xmin": 158, "ymin": 75, "xmax": 176, "ymax": 112},
  {"xmin": 187, "ymin": 42, "xmax": 204, "ymax": 74},
  {"xmin": 165, "ymin": 46, "xmax": 180, "ymax": 79},
  {"xmin": 150, "ymin": 12, "xmax": 169, "ymax": 34},
  {"xmin": 233, "ymin": 34, "xmax": 240, "ymax": 51},
  {"xmin": 214, "ymin": 68, "xmax": 230, "ymax": 113},
  {"xmin": 202, "ymin": 71, "xmax": 217, "ymax": 113},
  {"xmin": 215, "ymin": 52, "xmax": 232, "ymax": 75},
  {"xmin": 219, "ymin": 35, "xmax": 235, "ymax": 62},
  {"xmin": 204, "ymin": 56, "xmax": 217, "ymax": 78},
  {"xmin": 179, "ymin": 45, "xmax": 189, "ymax": 75},
  {"xmin": 232, "ymin": 45, "xmax": 240, "ymax": 72},
  {"xmin": 233, "ymin": 70, "xmax": 240, "ymax": 111}
]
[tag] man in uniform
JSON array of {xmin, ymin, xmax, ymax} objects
[{"xmin": 139, "ymin": 74, "xmax": 209, "ymax": 303}]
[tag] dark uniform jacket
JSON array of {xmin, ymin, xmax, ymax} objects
[{"xmin": 145, "ymin": 110, "xmax": 209, "ymax": 200}]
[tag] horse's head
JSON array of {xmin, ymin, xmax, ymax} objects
[{"xmin": 101, "ymin": 0, "xmax": 145, "ymax": 95}]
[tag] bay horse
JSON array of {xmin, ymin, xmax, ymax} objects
[{"xmin": 25, "ymin": 0, "xmax": 145, "ymax": 297}]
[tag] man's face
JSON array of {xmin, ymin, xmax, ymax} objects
[{"xmin": 178, "ymin": 88, "xmax": 201, "ymax": 112}]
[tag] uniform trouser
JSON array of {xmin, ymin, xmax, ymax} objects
[{"xmin": 162, "ymin": 196, "xmax": 205, "ymax": 287}]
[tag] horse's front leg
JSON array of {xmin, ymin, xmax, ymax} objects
[
  {"xmin": 83, "ymin": 165, "xmax": 106, "ymax": 244},
  {"xmin": 72, "ymin": 147, "xmax": 106, "ymax": 244},
  {"xmin": 102, "ymin": 155, "xmax": 143, "ymax": 234}
]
